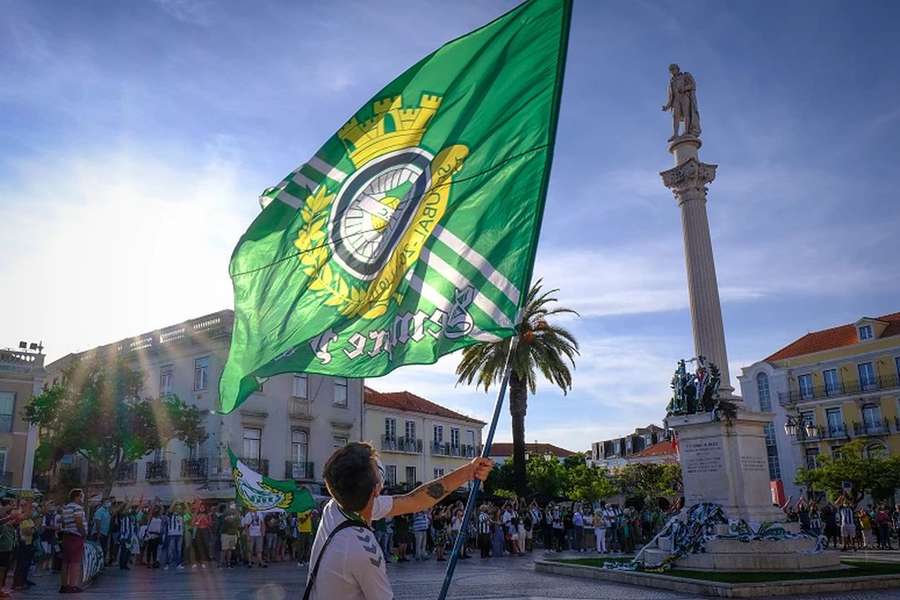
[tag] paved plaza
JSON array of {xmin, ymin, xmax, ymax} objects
[{"xmin": 13, "ymin": 552, "xmax": 900, "ymax": 599}]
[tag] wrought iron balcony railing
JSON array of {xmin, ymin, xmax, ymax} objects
[
  {"xmin": 431, "ymin": 443, "xmax": 478, "ymax": 458},
  {"xmin": 285, "ymin": 461, "xmax": 314, "ymax": 480},
  {"xmin": 242, "ymin": 457, "xmax": 269, "ymax": 476},
  {"xmin": 852, "ymin": 418, "xmax": 892, "ymax": 436},
  {"xmin": 380, "ymin": 436, "xmax": 423, "ymax": 454},
  {"xmin": 117, "ymin": 462, "xmax": 137, "ymax": 482},
  {"xmin": 181, "ymin": 458, "xmax": 208, "ymax": 480},
  {"xmin": 145, "ymin": 461, "xmax": 169, "ymax": 481},
  {"xmin": 779, "ymin": 372, "xmax": 900, "ymax": 405}
]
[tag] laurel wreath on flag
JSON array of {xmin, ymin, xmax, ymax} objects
[{"xmin": 293, "ymin": 187, "xmax": 384, "ymax": 319}]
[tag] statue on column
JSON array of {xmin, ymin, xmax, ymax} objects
[{"xmin": 662, "ymin": 64, "xmax": 701, "ymax": 141}]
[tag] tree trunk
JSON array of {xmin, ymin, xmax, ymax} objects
[{"xmin": 509, "ymin": 372, "xmax": 528, "ymax": 497}]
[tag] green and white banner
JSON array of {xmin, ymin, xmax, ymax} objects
[
  {"xmin": 219, "ymin": 0, "xmax": 571, "ymax": 412},
  {"xmin": 230, "ymin": 448, "xmax": 315, "ymax": 513}
]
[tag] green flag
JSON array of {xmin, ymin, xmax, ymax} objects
[
  {"xmin": 220, "ymin": 0, "xmax": 571, "ymax": 413},
  {"xmin": 229, "ymin": 448, "xmax": 315, "ymax": 513}
]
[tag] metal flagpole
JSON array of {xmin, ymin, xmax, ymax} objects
[{"xmin": 436, "ymin": 337, "xmax": 518, "ymax": 600}]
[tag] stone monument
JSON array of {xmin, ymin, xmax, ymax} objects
[{"xmin": 638, "ymin": 66, "xmax": 840, "ymax": 571}]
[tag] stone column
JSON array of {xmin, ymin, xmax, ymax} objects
[{"xmin": 661, "ymin": 137, "xmax": 734, "ymax": 396}]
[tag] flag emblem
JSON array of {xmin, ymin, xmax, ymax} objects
[{"xmin": 294, "ymin": 94, "xmax": 469, "ymax": 321}]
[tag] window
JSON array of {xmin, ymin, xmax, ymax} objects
[
  {"xmin": 193, "ymin": 356, "xmax": 210, "ymax": 391},
  {"xmin": 861, "ymin": 403, "xmax": 882, "ymax": 429},
  {"xmin": 332, "ymin": 435, "xmax": 348, "ymax": 449},
  {"xmin": 466, "ymin": 430, "xmax": 475, "ymax": 448},
  {"xmin": 0, "ymin": 448, "xmax": 7, "ymax": 473},
  {"xmin": 291, "ymin": 430, "xmax": 309, "ymax": 463},
  {"xmin": 800, "ymin": 410, "xmax": 816, "ymax": 430},
  {"xmin": 831, "ymin": 446, "xmax": 842, "ymax": 458},
  {"xmin": 825, "ymin": 407, "xmax": 844, "ymax": 435},
  {"xmin": 450, "ymin": 428, "xmax": 460, "ymax": 448},
  {"xmin": 804, "ymin": 448, "xmax": 819, "ymax": 470},
  {"xmin": 433, "ymin": 468, "xmax": 445, "ymax": 479},
  {"xmin": 0, "ymin": 392, "xmax": 14, "ymax": 433},
  {"xmin": 859, "ymin": 325, "xmax": 873, "ymax": 341},
  {"xmin": 823, "ymin": 369, "xmax": 839, "ymax": 396},
  {"xmin": 405, "ymin": 466, "xmax": 416, "ymax": 485},
  {"xmin": 159, "ymin": 366, "xmax": 174, "ymax": 396},
  {"xmin": 756, "ymin": 373, "xmax": 771, "ymax": 411},
  {"xmin": 405, "ymin": 420, "xmax": 416, "ymax": 440},
  {"xmin": 763, "ymin": 423, "xmax": 781, "ymax": 480},
  {"xmin": 797, "ymin": 374, "xmax": 813, "ymax": 400},
  {"xmin": 333, "ymin": 377, "xmax": 348, "ymax": 406},
  {"xmin": 384, "ymin": 418, "xmax": 396, "ymax": 440},
  {"xmin": 384, "ymin": 465, "xmax": 397, "ymax": 486},
  {"xmin": 433, "ymin": 425, "xmax": 444, "ymax": 444},
  {"xmin": 242, "ymin": 427, "xmax": 262, "ymax": 461},
  {"xmin": 896, "ymin": 356, "xmax": 900, "ymax": 378},
  {"xmin": 292, "ymin": 374, "xmax": 308, "ymax": 399},
  {"xmin": 865, "ymin": 442, "xmax": 887, "ymax": 459},
  {"xmin": 858, "ymin": 362, "xmax": 876, "ymax": 390}
]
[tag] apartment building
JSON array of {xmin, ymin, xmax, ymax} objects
[
  {"xmin": 0, "ymin": 346, "xmax": 45, "ymax": 489},
  {"xmin": 739, "ymin": 311, "xmax": 900, "ymax": 501},
  {"xmin": 590, "ymin": 424, "xmax": 667, "ymax": 470},
  {"xmin": 44, "ymin": 310, "xmax": 363, "ymax": 500},
  {"xmin": 363, "ymin": 388, "xmax": 484, "ymax": 491}
]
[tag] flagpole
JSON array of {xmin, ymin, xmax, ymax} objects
[{"xmin": 436, "ymin": 337, "xmax": 518, "ymax": 600}]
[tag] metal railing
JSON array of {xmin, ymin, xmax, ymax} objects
[
  {"xmin": 852, "ymin": 418, "xmax": 892, "ymax": 436},
  {"xmin": 381, "ymin": 436, "xmax": 423, "ymax": 454},
  {"xmin": 285, "ymin": 461, "xmax": 314, "ymax": 480},
  {"xmin": 180, "ymin": 458, "xmax": 208, "ymax": 480},
  {"xmin": 792, "ymin": 423, "xmax": 849, "ymax": 442},
  {"xmin": 145, "ymin": 461, "xmax": 169, "ymax": 481},
  {"xmin": 117, "ymin": 463, "xmax": 137, "ymax": 482},
  {"xmin": 242, "ymin": 457, "xmax": 269, "ymax": 476},
  {"xmin": 779, "ymin": 372, "xmax": 900, "ymax": 405},
  {"xmin": 431, "ymin": 443, "xmax": 478, "ymax": 458}
]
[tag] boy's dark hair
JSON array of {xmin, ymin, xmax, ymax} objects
[
  {"xmin": 69, "ymin": 488, "xmax": 84, "ymax": 502},
  {"xmin": 323, "ymin": 442, "xmax": 379, "ymax": 512}
]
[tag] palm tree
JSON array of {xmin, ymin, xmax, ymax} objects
[{"xmin": 456, "ymin": 280, "xmax": 579, "ymax": 496}]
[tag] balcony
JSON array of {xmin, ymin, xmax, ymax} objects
[
  {"xmin": 285, "ymin": 461, "xmax": 314, "ymax": 480},
  {"xmin": 145, "ymin": 461, "xmax": 169, "ymax": 481},
  {"xmin": 0, "ymin": 472, "xmax": 12, "ymax": 487},
  {"xmin": 431, "ymin": 443, "xmax": 478, "ymax": 458},
  {"xmin": 852, "ymin": 418, "xmax": 892, "ymax": 437},
  {"xmin": 381, "ymin": 436, "xmax": 423, "ymax": 454},
  {"xmin": 242, "ymin": 457, "xmax": 269, "ymax": 476},
  {"xmin": 791, "ymin": 423, "xmax": 848, "ymax": 443},
  {"xmin": 288, "ymin": 398, "xmax": 312, "ymax": 419},
  {"xmin": 779, "ymin": 372, "xmax": 900, "ymax": 405},
  {"xmin": 180, "ymin": 458, "xmax": 208, "ymax": 480}
]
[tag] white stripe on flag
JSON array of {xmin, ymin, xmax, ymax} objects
[
  {"xmin": 406, "ymin": 272, "xmax": 502, "ymax": 343},
  {"xmin": 275, "ymin": 190, "xmax": 304, "ymax": 209},
  {"xmin": 307, "ymin": 156, "xmax": 349, "ymax": 183},
  {"xmin": 433, "ymin": 225, "xmax": 521, "ymax": 306},
  {"xmin": 419, "ymin": 248, "xmax": 513, "ymax": 328},
  {"xmin": 291, "ymin": 171, "xmax": 319, "ymax": 192}
]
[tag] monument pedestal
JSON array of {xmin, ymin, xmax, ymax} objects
[
  {"xmin": 668, "ymin": 409, "xmax": 784, "ymax": 526},
  {"xmin": 643, "ymin": 408, "xmax": 841, "ymax": 572}
]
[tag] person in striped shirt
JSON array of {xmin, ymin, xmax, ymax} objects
[{"xmin": 60, "ymin": 488, "xmax": 86, "ymax": 594}]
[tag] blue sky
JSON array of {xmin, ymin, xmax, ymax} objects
[{"xmin": 3, "ymin": 0, "xmax": 899, "ymax": 452}]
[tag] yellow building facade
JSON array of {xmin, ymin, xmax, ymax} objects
[{"xmin": 739, "ymin": 312, "xmax": 900, "ymax": 500}]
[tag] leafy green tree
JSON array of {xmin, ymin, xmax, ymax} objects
[
  {"xmin": 616, "ymin": 463, "xmax": 682, "ymax": 503},
  {"xmin": 457, "ymin": 281, "xmax": 579, "ymax": 496},
  {"xmin": 26, "ymin": 355, "xmax": 207, "ymax": 498},
  {"xmin": 795, "ymin": 440, "xmax": 900, "ymax": 504},
  {"xmin": 565, "ymin": 462, "xmax": 618, "ymax": 503},
  {"xmin": 526, "ymin": 455, "xmax": 571, "ymax": 498}
]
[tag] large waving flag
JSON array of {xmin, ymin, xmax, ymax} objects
[
  {"xmin": 220, "ymin": 0, "xmax": 571, "ymax": 413},
  {"xmin": 229, "ymin": 448, "xmax": 316, "ymax": 513}
]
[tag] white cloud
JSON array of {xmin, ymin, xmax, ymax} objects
[{"xmin": 0, "ymin": 145, "xmax": 255, "ymax": 362}]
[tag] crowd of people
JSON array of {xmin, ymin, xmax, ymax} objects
[
  {"xmin": 371, "ymin": 497, "xmax": 672, "ymax": 561},
  {"xmin": 783, "ymin": 496, "xmax": 900, "ymax": 552},
  {"xmin": 2, "ymin": 487, "xmax": 900, "ymax": 596}
]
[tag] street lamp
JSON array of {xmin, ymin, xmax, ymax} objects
[{"xmin": 784, "ymin": 415, "xmax": 799, "ymax": 437}]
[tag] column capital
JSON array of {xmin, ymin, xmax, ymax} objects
[{"xmin": 660, "ymin": 157, "xmax": 717, "ymax": 205}]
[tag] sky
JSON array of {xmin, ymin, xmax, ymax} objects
[{"xmin": 3, "ymin": 0, "xmax": 900, "ymax": 453}]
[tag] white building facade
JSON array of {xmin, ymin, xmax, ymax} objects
[
  {"xmin": 45, "ymin": 310, "xmax": 363, "ymax": 500},
  {"xmin": 363, "ymin": 388, "xmax": 483, "ymax": 491}
]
